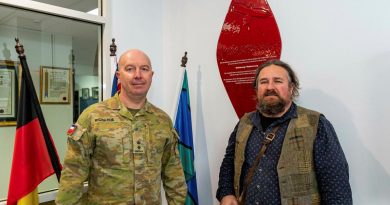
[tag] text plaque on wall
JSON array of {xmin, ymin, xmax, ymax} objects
[{"xmin": 216, "ymin": 0, "xmax": 282, "ymax": 118}]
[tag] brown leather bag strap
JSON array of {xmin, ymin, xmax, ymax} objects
[{"xmin": 238, "ymin": 125, "xmax": 280, "ymax": 205}]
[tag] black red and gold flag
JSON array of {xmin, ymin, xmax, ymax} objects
[{"xmin": 7, "ymin": 38, "xmax": 62, "ymax": 205}]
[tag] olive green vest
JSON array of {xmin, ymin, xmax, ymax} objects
[{"xmin": 234, "ymin": 106, "xmax": 321, "ymax": 205}]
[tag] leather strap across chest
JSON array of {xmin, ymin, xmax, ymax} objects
[{"xmin": 238, "ymin": 124, "xmax": 281, "ymax": 205}]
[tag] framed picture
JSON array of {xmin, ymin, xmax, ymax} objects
[
  {"xmin": 91, "ymin": 87, "xmax": 99, "ymax": 100},
  {"xmin": 81, "ymin": 88, "xmax": 90, "ymax": 100},
  {"xmin": 40, "ymin": 66, "xmax": 71, "ymax": 104},
  {"xmin": 0, "ymin": 60, "xmax": 19, "ymax": 126}
]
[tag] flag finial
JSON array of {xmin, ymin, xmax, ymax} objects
[
  {"xmin": 110, "ymin": 38, "xmax": 117, "ymax": 56},
  {"xmin": 181, "ymin": 51, "xmax": 188, "ymax": 68},
  {"xmin": 15, "ymin": 37, "xmax": 25, "ymax": 58}
]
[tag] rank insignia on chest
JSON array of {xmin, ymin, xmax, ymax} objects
[
  {"xmin": 133, "ymin": 144, "xmax": 145, "ymax": 154},
  {"xmin": 133, "ymin": 138, "xmax": 145, "ymax": 154},
  {"xmin": 66, "ymin": 124, "xmax": 77, "ymax": 135}
]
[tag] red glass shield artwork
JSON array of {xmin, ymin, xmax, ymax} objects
[{"xmin": 216, "ymin": 0, "xmax": 282, "ymax": 118}]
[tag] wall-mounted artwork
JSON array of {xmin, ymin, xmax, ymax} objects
[
  {"xmin": 40, "ymin": 66, "xmax": 71, "ymax": 104},
  {"xmin": 81, "ymin": 88, "xmax": 90, "ymax": 100},
  {"xmin": 91, "ymin": 87, "xmax": 99, "ymax": 100},
  {"xmin": 0, "ymin": 60, "xmax": 18, "ymax": 126},
  {"xmin": 216, "ymin": 0, "xmax": 282, "ymax": 118}
]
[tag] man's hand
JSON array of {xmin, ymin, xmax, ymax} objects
[{"xmin": 220, "ymin": 195, "xmax": 239, "ymax": 205}]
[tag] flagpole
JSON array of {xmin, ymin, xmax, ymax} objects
[
  {"xmin": 110, "ymin": 38, "xmax": 119, "ymax": 96},
  {"xmin": 174, "ymin": 51, "xmax": 199, "ymax": 205},
  {"xmin": 171, "ymin": 52, "xmax": 187, "ymax": 121},
  {"xmin": 14, "ymin": 38, "xmax": 62, "ymax": 181},
  {"xmin": 110, "ymin": 38, "xmax": 117, "ymax": 74}
]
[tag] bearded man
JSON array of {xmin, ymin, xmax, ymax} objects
[{"xmin": 216, "ymin": 60, "xmax": 352, "ymax": 205}]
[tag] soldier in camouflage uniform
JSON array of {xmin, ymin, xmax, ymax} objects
[{"xmin": 56, "ymin": 49, "xmax": 187, "ymax": 205}]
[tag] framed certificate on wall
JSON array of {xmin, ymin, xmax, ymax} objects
[
  {"xmin": 40, "ymin": 66, "xmax": 71, "ymax": 104},
  {"xmin": 91, "ymin": 86, "xmax": 99, "ymax": 100},
  {"xmin": 0, "ymin": 60, "xmax": 18, "ymax": 126}
]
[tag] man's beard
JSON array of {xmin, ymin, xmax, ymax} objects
[{"xmin": 256, "ymin": 91, "xmax": 288, "ymax": 116}]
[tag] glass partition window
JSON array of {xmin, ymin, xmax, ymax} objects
[
  {"xmin": 33, "ymin": 0, "xmax": 99, "ymax": 15},
  {"xmin": 0, "ymin": 4, "xmax": 101, "ymax": 200}
]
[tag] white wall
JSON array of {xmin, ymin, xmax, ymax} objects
[
  {"xmin": 111, "ymin": 0, "xmax": 390, "ymax": 204},
  {"xmin": 271, "ymin": 1, "xmax": 390, "ymax": 204},
  {"xmin": 110, "ymin": 0, "xmax": 163, "ymax": 104}
]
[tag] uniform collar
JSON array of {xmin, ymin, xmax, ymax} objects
[{"xmin": 106, "ymin": 93, "xmax": 153, "ymax": 115}]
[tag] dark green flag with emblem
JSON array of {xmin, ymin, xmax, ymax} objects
[{"xmin": 174, "ymin": 70, "xmax": 198, "ymax": 205}]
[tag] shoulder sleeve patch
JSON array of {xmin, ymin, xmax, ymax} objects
[{"xmin": 67, "ymin": 123, "xmax": 86, "ymax": 141}]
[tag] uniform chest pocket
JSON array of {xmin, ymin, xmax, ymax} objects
[
  {"xmin": 93, "ymin": 125, "xmax": 130, "ymax": 169},
  {"xmin": 146, "ymin": 129, "xmax": 169, "ymax": 166}
]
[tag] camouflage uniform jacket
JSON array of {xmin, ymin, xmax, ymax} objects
[{"xmin": 56, "ymin": 94, "xmax": 187, "ymax": 205}]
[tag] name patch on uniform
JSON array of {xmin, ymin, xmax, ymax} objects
[
  {"xmin": 95, "ymin": 118, "xmax": 115, "ymax": 122},
  {"xmin": 133, "ymin": 147, "xmax": 145, "ymax": 154}
]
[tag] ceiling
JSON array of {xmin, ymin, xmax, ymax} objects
[
  {"xmin": 0, "ymin": 0, "xmax": 99, "ymax": 39},
  {"xmin": 0, "ymin": 1, "xmax": 100, "ymax": 72},
  {"xmin": 33, "ymin": 0, "xmax": 98, "ymax": 13}
]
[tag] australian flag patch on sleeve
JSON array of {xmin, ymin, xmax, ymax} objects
[{"xmin": 66, "ymin": 124, "xmax": 77, "ymax": 136}]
